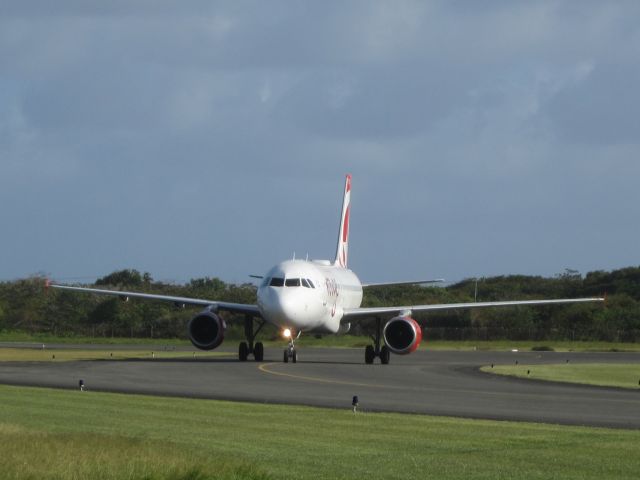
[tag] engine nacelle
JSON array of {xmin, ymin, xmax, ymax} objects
[
  {"xmin": 188, "ymin": 309, "xmax": 226, "ymax": 350},
  {"xmin": 337, "ymin": 322, "xmax": 351, "ymax": 335},
  {"xmin": 383, "ymin": 316, "xmax": 422, "ymax": 355}
]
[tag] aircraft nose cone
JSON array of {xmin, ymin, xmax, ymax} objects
[
  {"xmin": 274, "ymin": 293, "xmax": 298, "ymax": 322},
  {"xmin": 259, "ymin": 288, "xmax": 299, "ymax": 325}
]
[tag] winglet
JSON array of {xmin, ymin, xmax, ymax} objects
[{"xmin": 334, "ymin": 174, "xmax": 352, "ymax": 268}]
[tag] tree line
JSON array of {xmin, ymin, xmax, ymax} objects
[{"xmin": 0, "ymin": 267, "xmax": 639, "ymax": 342}]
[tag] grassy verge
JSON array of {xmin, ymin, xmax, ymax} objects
[
  {"xmin": 0, "ymin": 385, "xmax": 639, "ymax": 479},
  {"xmin": 0, "ymin": 348, "xmax": 232, "ymax": 362},
  {"xmin": 0, "ymin": 330, "xmax": 193, "ymax": 346},
  {"xmin": 421, "ymin": 340, "xmax": 640, "ymax": 352},
  {"xmin": 481, "ymin": 363, "xmax": 640, "ymax": 389},
  {"xmin": 0, "ymin": 424, "xmax": 268, "ymax": 480},
  {"xmin": 2, "ymin": 330, "xmax": 640, "ymax": 352}
]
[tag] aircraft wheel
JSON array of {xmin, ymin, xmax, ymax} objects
[
  {"xmin": 283, "ymin": 350, "xmax": 289, "ymax": 363},
  {"xmin": 380, "ymin": 345, "xmax": 391, "ymax": 365},
  {"xmin": 254, "ymin": 342, "xmax": 264, "ymax": 361},
  {"xmin": 239, "ymin": 342, "xmax": 249, "ymax": 361},
  {"xmin": 292, "ymin": 350, "xmax": 297, "ymax": 363},
  {"xmin": 364, "ymin": 345, "xmax": 375, "ymax": 364}
]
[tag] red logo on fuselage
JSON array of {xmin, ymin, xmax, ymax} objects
[{"xmin": 325, "ymin": 277, "xmax": 339, "ymax": 297}]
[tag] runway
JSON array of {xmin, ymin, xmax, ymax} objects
[{"xmin": 0, "ymin": 346, "xmax": 639, "ymax": 429}]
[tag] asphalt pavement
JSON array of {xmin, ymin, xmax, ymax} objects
[{"xmin": 0, "ymin": 346, "xmax": 638, "ymax": 429}]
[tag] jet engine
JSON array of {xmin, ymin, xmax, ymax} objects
[
  {"xmin": 382, "ymin": 316, "xmax": 422, "ymax": 354},
  {"xmin": 188, "ymin": 309, "xmax": 226, "ymax": 350}
]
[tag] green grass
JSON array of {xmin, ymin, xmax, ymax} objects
[
  {"xmin": 0, "ymin": 347, "xmax": 232, "ymax": 362},
  {"xmin": 421, "ymin": 340, "xmax": 640, "ymax": 352},
  {"xmin": 0, "ymin": 385, "xmax": 639, "ymax": 479},
  {"xmin": 2, "ymin": 330, "xmax": 640, "ymax": 352},
  {"xmin": 0, "ymin": 330, "xmax": 193, "ymax": 346},
  {"xmin": 294, "ymin": 338, "xmax": 640, "ymax": 352},
  {"xmin": 482, "ymin": 363, "xmax": 640, "ymax": 389},
  {"xmin": 0, "ymin": 424, "xmax": 269, "ymax": 480}
]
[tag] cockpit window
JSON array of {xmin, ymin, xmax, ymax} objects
[
  {"xmin": 307, "ymin": 279, "xmax": 315, "ymax": 288},
  {"xmin": 269, "ymin": 277, "xmax": 284, "ymax": 287},
  {"xmin": 301, "ymin": 278, "xmax": 310, "ymax": 288},
  {"xmin": 285, "ymin": 278, "xmax": 301, "ymax": 287}
]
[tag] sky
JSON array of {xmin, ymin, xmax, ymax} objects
[{"xmin": 1, "ymin": 1, "xmax": 639, "ymax": 285}]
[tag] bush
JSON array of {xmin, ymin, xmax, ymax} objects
[{"xmin": 531, "ymin": 345, "xmax": 555, "ymax": 351}]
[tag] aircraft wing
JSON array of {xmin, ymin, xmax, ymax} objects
[
  {"xmin": 361, "ymin": 279, "xmax": 445, "ymax": 288},
  {"xmin": 342, "ymin": 297, "xmax": 605, "ymax": 319},
  {"xmin": 49, "ymin": 284, "xmax": 261, "ymax": 316}
]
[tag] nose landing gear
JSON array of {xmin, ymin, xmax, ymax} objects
[
  {"xmin": 283, "ymin": 342, "xmax": 297, "ymax": 363},
  {"xmin": 283, "ymin": 330, "xmax": 299, "ymax": 363}
]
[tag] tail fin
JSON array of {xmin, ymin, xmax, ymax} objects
[{"xmin": 334, "ymin": 174, "xmax": 352, "ymax": 268}]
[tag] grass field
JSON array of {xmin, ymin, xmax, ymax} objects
[
  {"xmin": 482, "ymin": 363, "xmax": 640, "ymax": 389},
  {"xmin": 0, "ymin": 347, "xmax": 232, "ymax": 362},
  {"xmin": 2, "ymin": 344, "xmax": 640, "ymax": 364},
  {"xmin": 422, "ymin": 340, "xmax": 640, "ymax": 352},
  {"xmin": 0, "ymin": 330, "xmax": 195, "ymax": 346},
  {"xmin": 2, "ymin": 330, "xmax": 640, "ymax": 352},
  {"xmin": 1, "ymin": 385, "xmax": 639, "ymax": 479}
]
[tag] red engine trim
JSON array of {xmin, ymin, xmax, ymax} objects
[{"xmin": 382, "ymin": 316, "xmax": 423, "ymax": 355}]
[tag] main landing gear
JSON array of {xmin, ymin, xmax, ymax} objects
[
  {"xmin": 238, "ymin": 315, "xmax": 265, "ymax": 362},
  {"xmin": 365, "ymin": 318, "xmax": 391, "ymax": 365}
]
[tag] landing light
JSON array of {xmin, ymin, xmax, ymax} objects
[{"xmin": 283, "ymin": 328, "xmax": 292, "ymax": 339}]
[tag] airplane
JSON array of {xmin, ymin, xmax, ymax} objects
[{"xmin": 50, "ymin": 175, "xmax": 605, "ymax": 364}]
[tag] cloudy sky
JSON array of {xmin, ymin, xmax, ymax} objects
[{"xmin": 1, "ymin": 1, "xmax": 639, "ymax": 285}]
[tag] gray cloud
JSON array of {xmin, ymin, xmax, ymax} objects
[
  {"xmin": 1, "ymin": 1, "xmax": 638, "ymax": 284},
  {"xmin": 542, "ymin": 62, "xmax": 640, "ymax": 145}
]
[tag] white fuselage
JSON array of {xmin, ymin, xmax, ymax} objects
[{"xmin": 256, "ymin": 260, "xmax": 363, "ymax": 334}]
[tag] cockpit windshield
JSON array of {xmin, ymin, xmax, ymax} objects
[
  {"xmin": 269, "ymin": 276, "xmax": 315, "ymax": 288},
  {"xmin": 269, "ymin": 277, "xmax": 284, "ymax": 287}
]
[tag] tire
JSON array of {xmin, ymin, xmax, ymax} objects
[
  {"xmin": 254, "ymin": 342, "xmax": 264, "ymax": 362},
  {"xmin": 380, "ymin": 345, "xmax": 391, "ymax": 365},
  {"xmin": 365, "ymin": 345, "xmax": 375, "ymax": 364},
  {"xmin": 239, "ymin": 342, "xmax": 249, "ymax": 361},
  {"xmin": 292, "ymin": 351, "xmax": 297, "ymax": 363},
  {"xmin": 283, "ymin": 350, "xmax": 289, "ymax": 363}
]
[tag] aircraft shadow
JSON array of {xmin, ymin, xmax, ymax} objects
[
  {"xmin": 100, "ymin": 357, "xmax": 239, "ymax": 364},
  {"xmin": 106, "ymin": 357, "xmax": 363, "ymax": 365}
]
